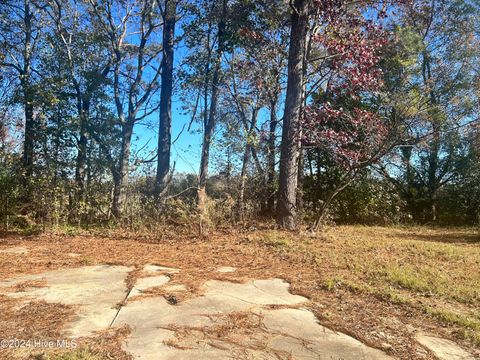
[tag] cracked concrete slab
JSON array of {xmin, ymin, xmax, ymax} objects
[
  {"xmin": 113, "ymin": 278, "xmax": 393, "ymax": 359},
  {"xmin": 260, "ymin": 308, "xmax": 392, "ymax": 359},
  {"xmin": 0, "ymin": 266, "xmax": 400, "ymax": 359},
  {"xmin": 128, "ymin": 275, "xmax": 171, "ymax": 298},
  {"xmin": 203, "ymin": 278, "xmax": 307, "ymax": 305},
  {"xmin": 142, "ymin": 264, "xmax": 179, "ymax": 274},
  {"xmin": 415, "ymin": 333, "xmax": 475, "ymax": 360},
  {"xmin": 0, "ymin": 265, "xmax": 131, "ymax": 337}
]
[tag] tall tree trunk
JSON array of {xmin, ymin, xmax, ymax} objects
[
  {"xmin": 112, "ymin": 171, "xmax": 121, "ymax": 220},
  {"xmin": 237, "ymin": 109, "xmax": 258, "ymax": 222},
  {"xmin": 197, "ymin": 0, "xmax": 227, "ymax": 212},
  {"xmin": 197, "ymin": 126, "xmax": 212, "ymax": 211},
  {"xmin": 296, "ymin": 147, "xmax": 304, "ymax": 216},
  {"xmin": 238, "ymin": 140, "xmax": 252, "ymax": 223},
  {"xmin": 423, "ymin": 50, "xmax": 440, "ymax": 223},
  {"xmin": 277, "ymin": 0, "xmax": 309, "ymax": 230},
  {"xmin": 22, "ymin": 0, "xmax": 34, "ymax": 180},
  {"xmin": 428, "ymin": 129, "xmax": 440, "ymax": 222},
  {"xmin": 156, "ymin": 0, "xmax": 177, "ymax": 195},
  {"xmin": 296, "ymin": 10, "xmax": 311, "ymax": 222},
  {"xmin": 74, "ymin": 99, "xmax": 90, "ymax": 212},
  {"xmin": 23, "ymin": 88, "xmax": 34, "ymax": 178},
  {"xmin": 112, "ymin": 122, "xmax": 134, "ymax": 219},
  {"xmin": 266, "ymin": 98, "xmax": 277, "ymax": 214},
  {"xmin": 401, "ymin": 146, "xmax": 416, "ymax": 219}
]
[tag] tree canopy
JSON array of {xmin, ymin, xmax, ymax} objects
[{"xmin": 0, "ymin": 0, "xmax": 478, "ymax": 230}]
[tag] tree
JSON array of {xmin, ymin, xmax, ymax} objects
[
  {"xmin": 89, "ymin": 0, "xmax": 163, "ymax": 218},
  {"xmin": 378, "ymin": 0, "xmax": 479, "ymax": 222},
  {"xmin": 235, "ymin": 3, "xmax": 289, "ymax": 215},
  {"xmin": 0, "ymin": 0, "xmax": 478, "ymax": 230},
  {"xmin": 226, "ymin": 52, "xmax": 262, "ymax": 221},
  {"xmin": 0, "ymin": 1, "xmax": 43, "ymax": 182},
  {"xmin": 155, "ymin": 0, "xmax": 177, "ymax": 196},
  {"xmin": 277, "ymin": 0, "xmax": 310, "ymax": 230},
  {"xmin": 43, "ymin": 0, "xmax": 111, "ymax": 216},
  {"xmin": 196, "ymin": 0, "xmax": 227, "ymax": 214},
  {"xmin": 226, "ymin": 20, "xmax": 288, "ymax": 220},
  {"xmin": 276, "ymin": 0, "xmax": 416, "ymax": 229},
  {"xmin": 180, "ymin": 0, "xmax": 229, "ymax": 215}
]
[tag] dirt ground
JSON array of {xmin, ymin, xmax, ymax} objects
[{"xmin": 0, "ymin": 225, "xmax": 478, "ymax": 359}]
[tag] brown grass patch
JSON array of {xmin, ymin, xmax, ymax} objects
[
  {"xmin": 28, "ymin": 325, "xmax": 133, "ymax": 360},
  {"xmin": 11, "ymin": 279, "xmax": 48, "ymax": 293},
  {"xmin": 0, "ymin": 296, "xmax": 77, "ymax": 359},
  {"xmin": 161, "ymin": 311, "xmax": 268, "ymax": 353}
]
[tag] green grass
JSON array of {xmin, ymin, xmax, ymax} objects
[
  {"xmin": 259, "ymin": 232, "xmax": 291, "ymax": 247},
  {"xmin": 383, "ymin": 264, "xmax": 433, "ymax": 293}
]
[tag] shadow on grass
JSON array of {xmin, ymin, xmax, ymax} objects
[{"xmin": 396, "ymin": 230, "xmax": 480, "ymax": 244}]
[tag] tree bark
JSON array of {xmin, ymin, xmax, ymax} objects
[
  {"xmin": 22, "ymin": 0, "xmax": 34, "ymax": 180},
  {"xmin": 112, "ymin": 122, "xmax": 133, "ymax": 219},
  {"xmin": 266, "ymin": 98, "xmax": 277, "ymax": 214},
  {"xmin": 423, "ymin": 50, "xmax": 440, "ymax": 223},
  {"xmin": 277, "ymin": 0, "xmax": 309, "ymax": 230},
  {"xmin": 22, "ymin": 88, "xmax": 34, "ymax": 178},
  {"xmin": 238, "ymin": 139, "xmax": 252, "ymax": 223},
  {"xmin": 400, "ymin": 146, "xmax": 417, "ymax": 219},
  {"xmin": 198, "ymin": 117, "xmax": 214, "ymax": 212},
  {"xmin": 156, "ymin": 0, "xmax": 177, "ymax": 195},
  {"xmin": 237, "ymin": 109, "xmax": 258, "ymax": 222},
  {"xmin": 296, "ymin": 146, "xmax": 304, "ymax": 215},
  {"xmin": 74, "ymin": 99, "xmax": 90, "ymax": 211}
]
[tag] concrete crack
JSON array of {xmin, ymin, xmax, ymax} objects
[{"xmin": 109, "ymin": 271, "xmax": 137, "ymax": 328}]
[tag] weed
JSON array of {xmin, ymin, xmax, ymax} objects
[
  {"xmin": 260, "ymin": 232, "xmax": 291, "ymax": 247},
  {"xmin": 45, "ymin": 348, "xmax": 104, "ymax": 360}
]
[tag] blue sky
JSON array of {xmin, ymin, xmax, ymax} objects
[
  {"xmin": 130, "ymin": 18, "xmax": 204, "ymax": 176},
  {"xmin": 133, "ymin": 94, "xmax": 203, "ymax": 175}
]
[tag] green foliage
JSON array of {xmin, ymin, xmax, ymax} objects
[
  {"xmin": 0, "ymin": 156, "xmax": 20, "ymax": 229},
  {"xmin": 332, "ymin": 177, "xmax": 407, "ymax": 225}
]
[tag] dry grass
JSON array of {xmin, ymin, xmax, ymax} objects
[
  {"xmin": 274, "ymin": 226, "xmax": 479, "ymax": 304},
  {"xmin": 251, "ymin": 226, "xmax": 480, "ymax": 349},
  {"xmin": 0, "ymin": 225, "xmax": 478, "ymax": 359},
  {"xmin": 0, "ymin": 296, "xmax": 77, "ymax": 360},
  {"xmin": 160, "ymin": 311, "xmax": 297, "ymax": 358}
]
